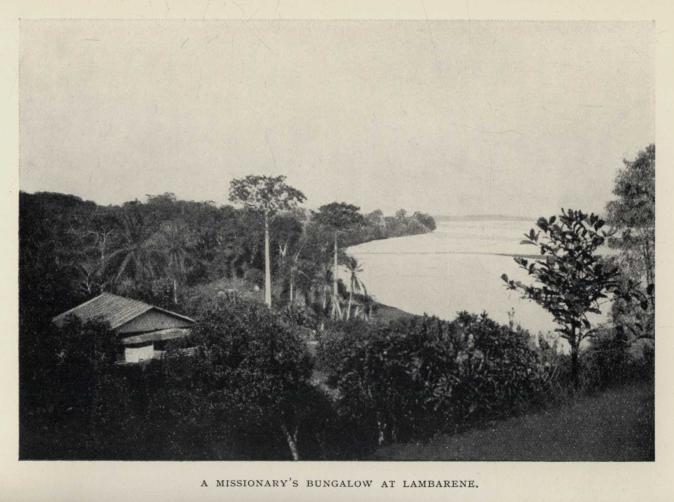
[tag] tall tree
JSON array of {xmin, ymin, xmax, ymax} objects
[
  {"xmin": 313, "ymin": 203, "xmax": 365, "ymax": 319},
  {"xmin": 502, "ymin": 210, "xmax": 637, "ymax": 388},
  {"xmin": 229, "ymin": 175, "xmax": 306, "ymax": 307},
  {"xmin": 605, "ymin": 144, "xmax": 655, "ymax": 337}
]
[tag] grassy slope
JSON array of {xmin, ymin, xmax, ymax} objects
[
  {"xmin": 372, "ymin": 302, "xmax": 415, "ymax": 322},
  {"xmin": 370, "ymin": 382, "xmax": 654, "ymax": 461}
]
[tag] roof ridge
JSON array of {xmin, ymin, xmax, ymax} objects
[{"xmin": 149, "ymin": 305, "xmax": 195, "ymax": 324}]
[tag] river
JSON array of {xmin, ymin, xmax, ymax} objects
[{"xmin": 348, "ymin": 219, "xmax": 567, "ymax": 335}]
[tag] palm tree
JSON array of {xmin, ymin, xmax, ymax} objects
[
  {"xmin": 148, "ymin": 220, "xmax": 197, "ymax": 304},
  {"xmin": 106, "ymin": 205, "xmax": 159, "ymax": 286},
  {"xmin": 344, "ymin": 256, "xmax": 367, "ymax": 320}
]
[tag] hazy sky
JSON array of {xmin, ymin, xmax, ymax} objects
[{"xmin": 20, "ymin": 20, "xmax": 653, "ymax": 216}]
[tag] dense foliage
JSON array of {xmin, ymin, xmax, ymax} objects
[
  {"xmin": 19, "ymin": 189, "xmax": 436, "ymax": 459},
  {"xmin": 146, "ymin": 297, "xmax": 316, "ymax": 459},
  {"xmin": 313, "ymin": 202, "xmax": 366, "ymax": 319},
  {"xmin": 23, "ymin": 298, "xmax": 329, "ymax": 459},
  {"xmin": 19, "ymin": 190, "xmax": 435, "ymax": 319},
  {"xmin": 605, "ymin": 145, "xmax": 656, "ymax": 341},
  {"xmin": 22, "ymin": 296, "xmax": 653, "ymax": 460},
  {"xmin": 22, "ymin": 304, "xmax": 563, "ymax": 459},
  {"xmin": 317, "ymin": 313, "xmax": 550, "ymax": 449},
  {"xmin": 606, "ymin": 144, "xmax": 655, "ymax": 289},
  {"xmin": 20, "ymin": 317, "xmax": 136, "ymax": 458},
  {"xmin": 229, "ymin": 175, "xmax": 307, "ymax": 306}
]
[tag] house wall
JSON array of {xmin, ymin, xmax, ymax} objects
[
  {"xmin": 124, "ymin": 344, "xmax": 155, "ymax": 363},
  {"xmin": 116, "ymin": 309, "xmax": 193, "ymax": 334}
]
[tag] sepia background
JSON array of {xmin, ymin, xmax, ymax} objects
[{"xmin": 3, "ymin": 0, "xmax": 674, "ymax": 501}]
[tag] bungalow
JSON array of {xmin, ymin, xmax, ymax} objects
[{"xmin": 52, "ymin": 292, "xmax": 195, "ymax": 363}]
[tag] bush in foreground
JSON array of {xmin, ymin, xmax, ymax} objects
[
  {"xmin": 317, "ymin": 313, "xmax": 550, "ymax": 450},
  {"xmin": 144, "ymin": 296, "xmax": 316, "ymax": 459}
]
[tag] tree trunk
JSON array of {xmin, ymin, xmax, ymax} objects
[
  {"xmin": 264, "ymin": 214, "xmax": 272, "ymax": 307},
  {"xmin": 333, "ymin": 295, "xmax": 342, "ymax": 319},
  {"xmin": 289, "ymin": 271, "xmax": 294, "ymax": 307},
  {"xmin": 642, "ymin": 234, "xmax": 655, "ymax": 294},
  {"xmin": 332, "ymin": 232, "xmax": 339, "ymax": 319},
  {"xmin": 347, "ymin": 286, "xmax": 353, "ymax": 320},
  {"xmin": 570, "ymin": 332, "xmax": 580, "ymax": 390},
  {"xmin": 99, "ymin": 233, "xmax": 107, "ymax": 271},
  {"xmin": 173, "ymin": 278, "xmax": 178, "ymax": 305},
  {"xmin": 281, "ymin": 422, "xmax": 300, "ymax": 460}
]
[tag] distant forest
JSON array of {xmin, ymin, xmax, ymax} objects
[{"xmin": 19, "ymin": 190, "xmax": 436, "ymax": 321}]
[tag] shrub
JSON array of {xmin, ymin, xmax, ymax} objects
[
  {"xmin": 446, "ymin": 313, "xmax": 549, "ymax": 424},
  {"xmin": 580, "ymin": 325, "xmax": 655, "ymax": 392},
  {"xmin": 581, "ymin": 327, "xmax": 630, "ymax": 391},
  {"xmin": 319, "ymin": 318, "xmax": 452, "ymax": 447},
  {"xmin": 148, "ymin": 296, "xmax": 315, "ymax": 459},
  {"xmin": 317, "ymin": 313, "xmax": 550, "ymax": 449}
]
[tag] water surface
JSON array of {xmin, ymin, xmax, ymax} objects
[{"xmin": 348, "ymin": 219, "xmax": 567, "ymax": 334}]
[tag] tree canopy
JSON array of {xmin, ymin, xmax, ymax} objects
[
  {"xmin": 605, "ymin": 144, "xmax": 655, "ymax": 340},
  {"xmin": 313, "ymin": 202, "xmax": 365, "ymax": 231},
  {"xmin": 229, "ymin": 175, "xmax": 306, "ymax": 216},
  {"xmin": 19, "ymin": 190, "xmax": 435, "ymax": 322},
  {"xmin": 606, "ymin": 144, "xmax": 655, "ymax": 288}
]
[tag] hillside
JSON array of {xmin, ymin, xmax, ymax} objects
[{"xmin": 370, "ymin": 382, "xmax": 654, "ymax": 461}]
